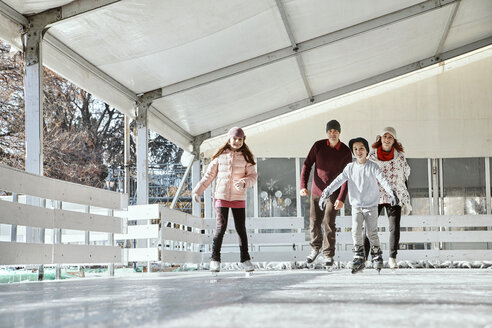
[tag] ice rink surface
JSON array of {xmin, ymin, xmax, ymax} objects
[{"xmin": 1, "ymin": 269, "xmax": 492, "ymax": 328}]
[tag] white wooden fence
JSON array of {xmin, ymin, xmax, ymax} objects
[
  {"xmin": 123, "ymin": 204, "xmax": 492, "ymax": 266},
  {"xmin": 0, "ymin": 164, "xmax": 128, "ymax": 269},
  {"xmin": 160, "ymin": 205, "xmax": 306, "ymax": 263},
  {"xmin": 334, "ymin": 215, "xmax": 492, "ymax": 263},
  {"xmin": 1, "ymin": 161, "xmax": 490, "ymax": 272}
]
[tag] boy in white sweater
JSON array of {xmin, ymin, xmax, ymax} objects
[{"xmin": 319, "ymin": 137, "xmax": 397, "ymax": 273}]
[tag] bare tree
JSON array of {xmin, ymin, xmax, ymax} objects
[{"xmin": 1, "ymin": 39, "xmax": 181, "ymax": 188}]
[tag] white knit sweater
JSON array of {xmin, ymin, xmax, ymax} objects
[{"xmin": 368, "ymin": 148, "xmax": 412, "ymax": 214}]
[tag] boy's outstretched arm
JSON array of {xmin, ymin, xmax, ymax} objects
[{"xmin": 319, "ymin": 171, "xmax": 348, "ymax": 210}]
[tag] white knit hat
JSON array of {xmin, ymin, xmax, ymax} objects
[{"xmin": 381, "ymin": 126, "xmax": 397, "ymax": 139}]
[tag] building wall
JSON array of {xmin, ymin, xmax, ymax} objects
[{"xmin": 202, "ymin": 52, "xmax": 492, "ymax": 159}]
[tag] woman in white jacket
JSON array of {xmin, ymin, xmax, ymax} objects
[
  {"xmin": 364, "ymin": 127, "xmax": 411, "ymax": 269},
  {"xmin": 192, "ymin": 127, "xmax": 257, "ymax": 273}
]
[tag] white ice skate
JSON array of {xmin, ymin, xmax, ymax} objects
[
  {"xmin": 242, "ymin": 260, "xmax": 254, "ymax": 277},
  {"xmin": 389, "ymin": 257, "xmax": 398, "ymax": 272},
  {"xmin": 210, "ymin": 260, "xmax": 220, "ymax": 276},
  {"xmin": 306, "ymin": 249, "xmax": 320, "ymax": 264}
]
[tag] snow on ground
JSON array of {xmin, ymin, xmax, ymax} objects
[{"xmin": 1, "ymin": 269, "xmax": 491, "ymax": 328}]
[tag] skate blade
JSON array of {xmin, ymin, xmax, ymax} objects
[
  {"xmin": 244, "ymin": 272, "xmax": 253, "ymax": 277},
  {"xmin": 211, "ymin": 272, "xmax": 219, "ymax": 277}
]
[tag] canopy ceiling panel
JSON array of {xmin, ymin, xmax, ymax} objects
[
  {"xmin": 152, "ymin": 57, "xmax": 308, "ymax": 136},
  {"xmin": 441, "ymin": 0, "xmax": 492, "ymax": 52},
  {"xmin": 48, "ymin": 0, "xmax": 291, "ymax": 93},
  {"xmin": 302, "ymin": 7, "xmax": 453, "ymax": 95},
  {"xmin": 2, "ymin": 0, "xmax": 73, "ymax": 15},
  {"xmin": 282, "ymin": 0, "xmax": 423, "ymax": 43},
  {"xmin": 1, "ymin": 0, "xmax": 491, "ymax": 156},
  {"xmin": 0, "ymin": 11, "xmax": 22, "ymax": 50}
]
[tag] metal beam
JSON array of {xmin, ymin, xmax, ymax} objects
[
  {"xmin": 61, "ymin": 0, "xmax": 121, "ymax": 20},
  {"xmin": 275, "ymin": 0, "xmax": 314, "ymax": 101},
  {"xmin": 210, "ymin": 36, "xmax": 492, "ymax": 137},
  {"xmin": 150, "ymin": 0, "xmax": 458, "ymax": 99},
  {"xmin": 0, "ymin": 0, "xmax": 28, "ymax": 26},
  {"xmin": 434, "ymin": 1, "xmax": 461, "ymax": 57}
]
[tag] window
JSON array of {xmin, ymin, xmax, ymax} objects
[
  {"xmin": 407, "ymin": 158, "xmax": 430, "ymax": 215},
  {"xmin": 257, "ymin": 158, "xmax": 297, "ymax": 217},
  {"xmin": 442, "ymin": 158, "xmax": 486, "ymax": 215}
]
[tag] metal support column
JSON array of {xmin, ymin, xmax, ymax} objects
[
  {"xmin": 485, "ymin": 157, "xmax": 491, "ymax": 215},
  {"xmin": 191, "ymin": 160, "xmax": 201, "ymax": 217},
  {"xmin": 124, "ymin": 115, "xmax": 131, "ymax": 197},
  {"xmin": 136, "ymin": 105, "xmax": 149, "ymax": 206},
  {"xmin": 24, "ymin": 19, "xmax": 44, "ymax": 246}
]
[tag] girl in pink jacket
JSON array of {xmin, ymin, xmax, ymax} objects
[{"xmin": 192, "ymin": 127, "xmax": 258, "ymax": 273}]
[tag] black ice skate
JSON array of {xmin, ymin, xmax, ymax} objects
[
  {"xmin": 371, "ymin": 246, "xmax": 383, "ymax": 274},
  {"xmin": 351, "ymin": 245, "xmax": 366, "ymax": 274}
]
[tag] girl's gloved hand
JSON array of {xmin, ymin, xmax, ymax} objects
[{"xmin": 233, "ymin": 180, "xmax": 246, "ymax": 191}]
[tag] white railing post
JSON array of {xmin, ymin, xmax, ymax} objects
[
  {"xmin": 485, "ymin": 157, "xmax": 491, "ymax": 215},
  {"xmin": 10, "ymin": 193, "xmax": 18, "ymax": 242},
  {"xmin": 54, "ymin": 200, "xmax": 62, "ymax": 280}
]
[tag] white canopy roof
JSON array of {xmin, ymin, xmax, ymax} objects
[{"xmin": 1, "ymin": 0, "xmax": 491, "ymax": 157}]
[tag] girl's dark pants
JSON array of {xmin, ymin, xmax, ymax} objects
[{"xmin": 211, "ymin": 207, "xmax": 251, "ymax": 263}]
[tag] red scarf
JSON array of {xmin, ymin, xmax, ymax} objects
[{"xmin": 377, "ymin": 146, "xmax": 394, "ymax": 161}]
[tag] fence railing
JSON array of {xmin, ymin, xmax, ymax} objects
[
  {"xmin": 0, "ymin": 164, "xmax": 128, "ymax": 273},
  {"xmin": 158, "ymin": 205, "xmax": 306, "ymax": 263},
  {"xmin": 1, "ymin": 161, "xmax": 490, "ymax": 274},
  {"xmin": 334, "ymin": 215, "xmax": 492, "ymax": 263},
  {"xmin": 123, "ymin": 204, "xmax": 492, "ymax": 266}
]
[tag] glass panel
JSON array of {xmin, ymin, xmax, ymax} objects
[
  {"xmin": 443, "ymin": 158, "xmax": 486, "ymax": 215},
  {"xmin": 246, "ymin": 187, "xmax": 254, "ymax": 218},
  {"xmin": 257, "ymin": 158, "xmax": 297, "ymax": 217},
  {"xmin": 407, "ymin": 158, "xmax": 430, "ymax": 215},
  {"xmin": 299, "ymin": 157, "xmax": 312, "ymax": 238}
]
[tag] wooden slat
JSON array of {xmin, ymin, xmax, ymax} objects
[
  {"xmin": 202, "ymin": 250, "xmax": 307, "ymax": 263},
  {"xmin": 116, "ymin": 204, "xmax": 160, "ymax": 220},
  {"xmin": 0, "ymin": 163, "xmax": 128, "ymax": 209},
  {"xmin": 0, "ymin": 200, "xmax": 124, "ymax": 233},
  {"xmin": 126, "ymin": 248, "xmax": 159, "ymax": 262},
  {"xmin": 336, "ymin": 249, "xmax": 492, "ymax": 263},
  {"xmin": 115, "ymin": 224, "xmax": 159, "ymax": 240},
  {"xmin": 161, "ymin": 227, "xmax": 207, "ymax": 244},
  {"xmin": 0, "ymin": 241, "xmax": 52, "ymax": 265},
  {"xmin": 204, "ymin": 217, "xmax": 304, "ymax": 230},
  {"xmin": 161, "ymin": 207, "xmax": 205, "ymax": 229},
  {"xmin": 52, "ymin": 244, "xmax": 121, "ymax": 264},
  {"xmin": 336, "ymin": 215, "xmax": 492, "ymax": 228},
  {"xmin": 0, "ymin": 241, "xmax": 121, "ymax": 265},
  {"xmin": 161, "ymin": 249, "xmax": 204, "ymax": 263},
  {"xmin": 220, "ymin": 232, "xmax": 305, "ymax": 245}
]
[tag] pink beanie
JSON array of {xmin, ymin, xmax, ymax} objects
[{"xmin": 228, "ymin": 127, "xmax": 246, "ymax": 139}]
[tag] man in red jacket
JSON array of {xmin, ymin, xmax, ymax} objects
[{"xmin": 300, "ymin": 120, "xmax": 352, "ymax": 268}]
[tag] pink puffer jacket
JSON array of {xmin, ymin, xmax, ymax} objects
[{"xmin": 193, "ymin": 149, "xmax": 257, "ymax": 201}]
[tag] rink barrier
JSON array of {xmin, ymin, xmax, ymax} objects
[
  {"xmin": 334, "ymin": 214, "xmax": 492, "ymax": 262},
  {"xmin": 159, "ymin": 205, "xmax": 306, "ymax": 263},
  {"xmin": 0, "ymin": 164, "xmax": 128, "ymax": 269},
  {"xmin": 115, "ymin": 204, "xmax": 162, "ymax": 264}
]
